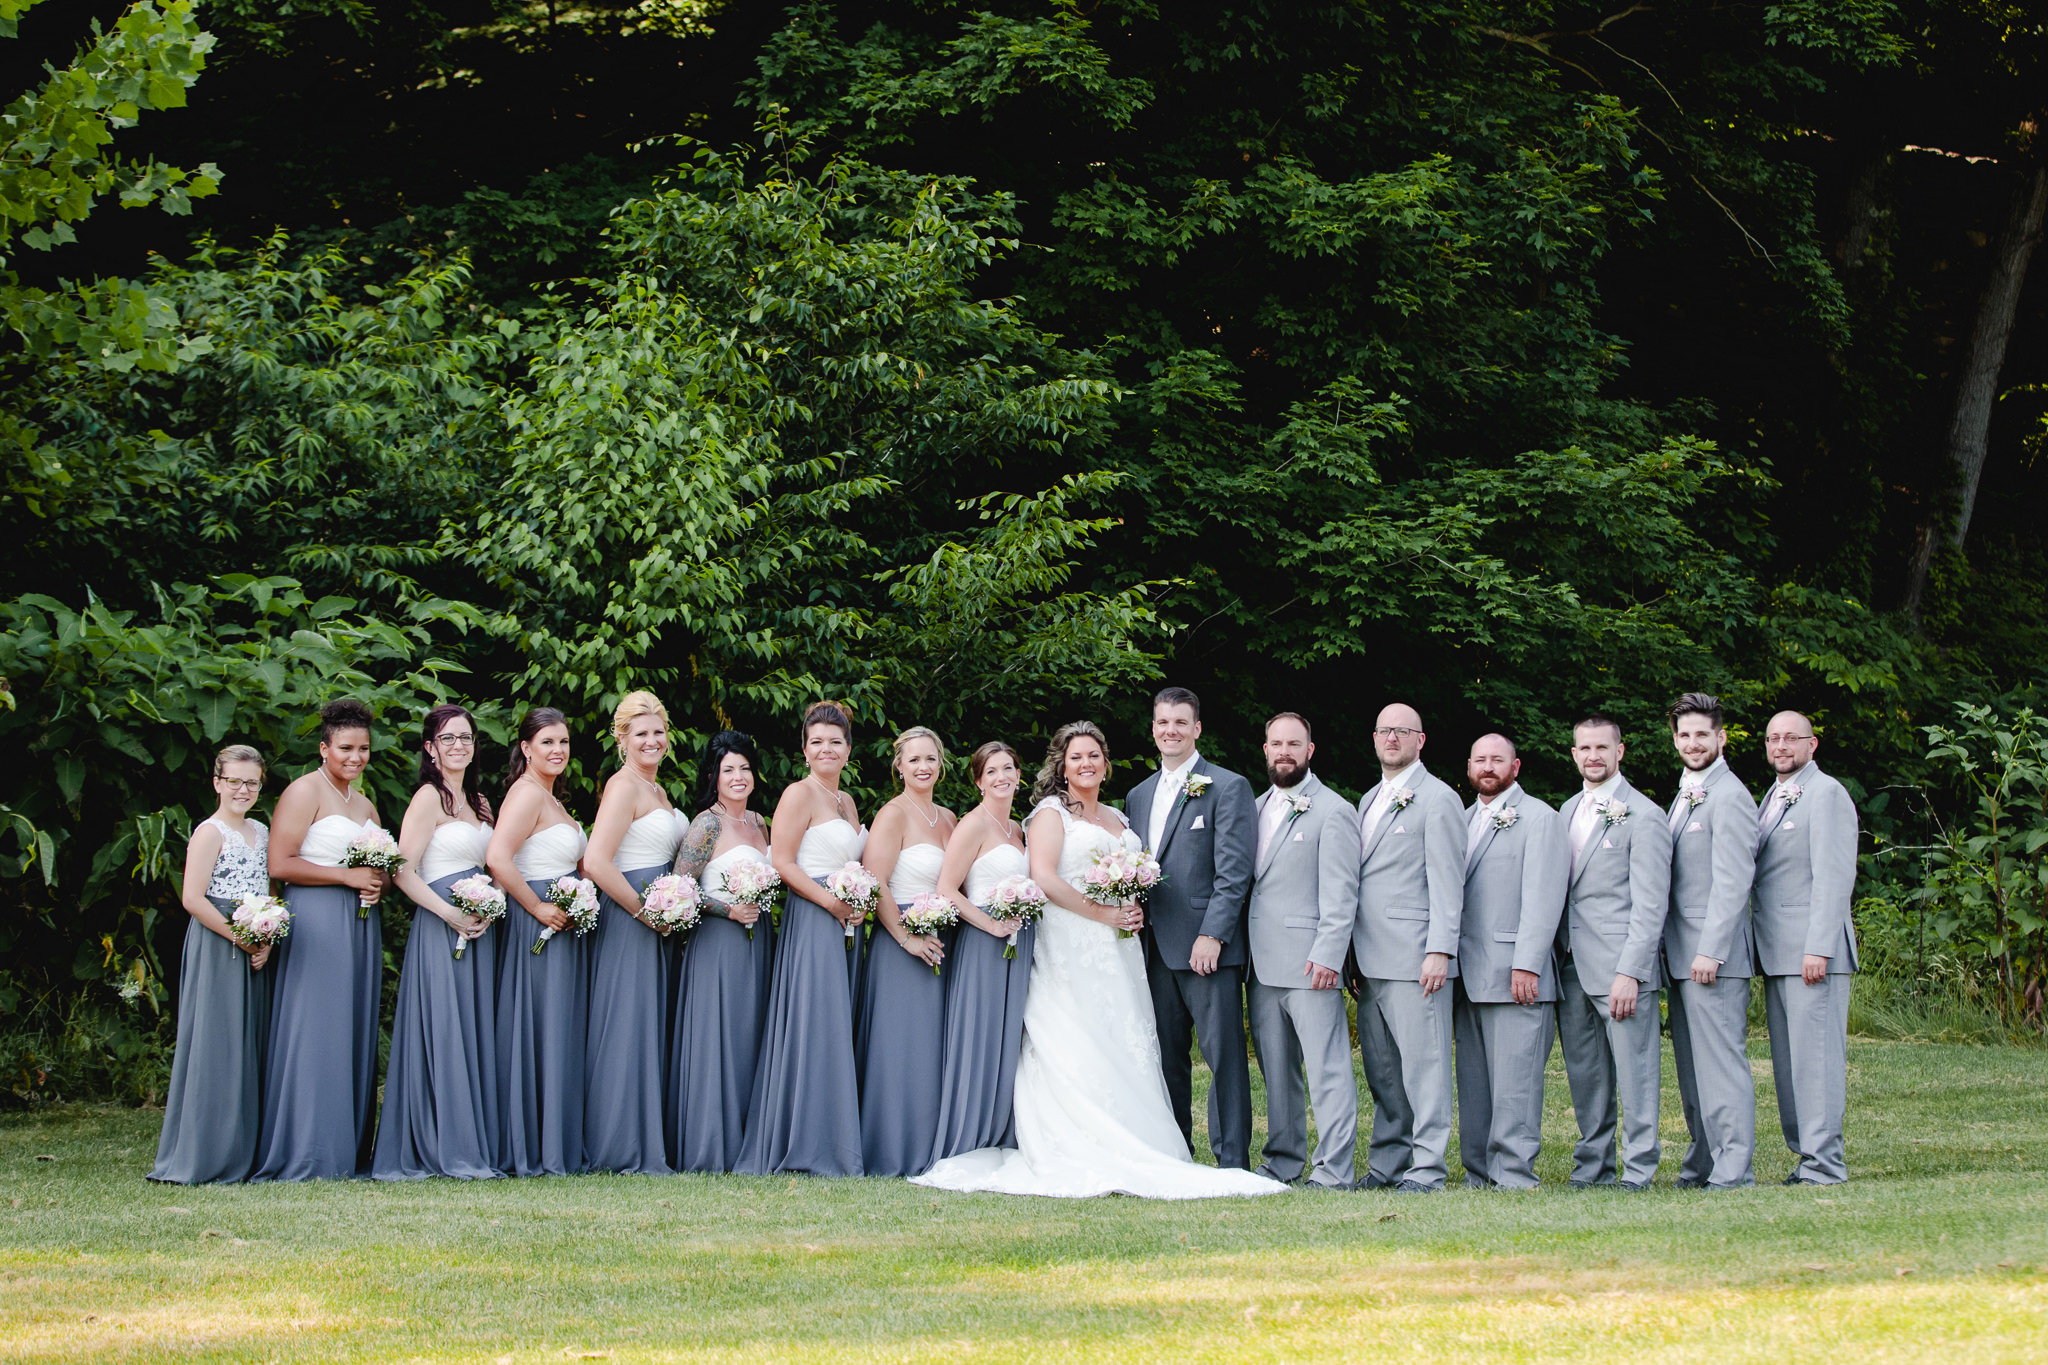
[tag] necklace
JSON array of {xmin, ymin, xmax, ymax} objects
[
  {"xmin": 524, "ymin": 774, "xmax": 568, "ymax": 816},
  {"xmin": 807, "ymin": 773, "xmax": 848, "ymax": 819},
  {"xmin": 322, "ymin": 767, "xmax": 358, "ymax": 810},
  {"xmin": 984, "ymin": 804, "xmax": 1016, "ymax": 841},
  {"xmin": 627, "ymin": 766, "xmax": 670, "ymax": 807},
  {"xmin": 905, "ymin": 792, "xmax": 940, "ymax": 828},
  {"xmin": 716, "ymin": 801, "xmax": 762, "ymax": 835}
]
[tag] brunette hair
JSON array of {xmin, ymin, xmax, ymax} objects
[
  {"xmin": 416, "ymin": 704, "xmax": 492, "ymax": 823},
  {"xmin": 213, "ymin": 743, "xmax": 265, "ymax": 778},
  {"xmin": 1668, "ymin": 692, "xmax": 1724, "ymax": 731},
  {"xmin": 1153, "ymin": 686, "xmax": 1201, "ymax": 721},
  {"xmin": 690, "ymin": 730, "xmax": 760, "ymax": 815},
  {"xmin": 1264, "ymin": 711, "xmax": 1312, "ymax": 741},
  {"xmin": 611, "ymin": 689, "xmax": 670, "ymax": 758},
  {"xmin": 890, "ymin": 726, "xmax": 948, "ymax": 787},
  {"xmin": 1574, "ymin": 713, "xmax": 1625, "ymax": 746},
  {"xmin": 801, "ymin": 699, "xmax": 853, "ymax": 744},
  {"xmin": 319, "ymin": 697, "xmax": 374, "ymax": 746},
  {"xmin": 1030, "ymin": 721, "xmax": 1112, "ymax": 811},
  {"xmin": 505, "ymin": 706, "xmax": 569, "ymax": 788},
  {"xmin": 969, "ymin": 740, "xmax": 1021, "ymax": 785}
]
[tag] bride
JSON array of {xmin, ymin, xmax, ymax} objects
[{"xmin": 914, "ymin": 721, "xmax": 1284, "ymax": 1199}]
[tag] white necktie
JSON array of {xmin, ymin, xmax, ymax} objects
[
  {"xmin": 1149, "ymin": 769, "xmax": 1183, "ymax": 853},
  {"xmin": 1257, "ymin": 793, "xmax": 1289, "ymax": 864},
  {"xmin": 1571, "ymin": 795, "xmax": 1599, "ymax": 861},
  {"xmin": 1467, "ymin": 804, "xmax": 1489, "ymax": 860}
]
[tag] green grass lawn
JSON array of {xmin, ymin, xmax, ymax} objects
[{"xmin": 3, "ymin": 1035, "xmax": 2045, "ymax": 1362}]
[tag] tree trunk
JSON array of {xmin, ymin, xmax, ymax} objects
[
  {"xmin": 1836, "ymin": 143, "xmax": 1889, "ymax": 269},
  {"xmin": 1903, "ymin": 161, "xmax": 2048, "ymax": 621}
]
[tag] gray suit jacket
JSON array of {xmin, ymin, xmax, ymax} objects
[
  {"xmin": 1752, "ymin": 761, "xmax": 1859, "ymax": 975},
  {"xmin": 1247, "ymin": 773, "xmax": 1360, "ymax": 989},
  {"xmin": 1125, "ymin": 755, "xmax": 1256, "ymax": 971},
  {"xmin": 1663, "ymin": 757, "xmax": 1759, "ymax": 979},
  {"xmin": 1558, "ymin": 775, "xmax": 1671, "ymax": 992},
  {"xmin": 1459, "ymin": 783, "xmax": 1567, "ymax": 1003},
  {"xmin": 1352, "ymin": 764, "xmax": 1465, "ymax": 981}
]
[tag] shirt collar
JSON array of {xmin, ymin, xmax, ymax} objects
[
  {"xmin": 1580, "ymin": 772, "xmax": 1624, "ymax": 803},
  {"xmin": 1476, "ymin": 780, "xmax": 1522, "ymax": 809},
  {"xmin": 1682, "ymin": 757, "xmax": 1725, "ymax": 790},
  {"xmin": 1161, "ymin": 749, "xmax": 1202, "ymax": 780},
  {"xmin": 1378, "ymin": 759, "xmax": 1421, "ymax": 793}
]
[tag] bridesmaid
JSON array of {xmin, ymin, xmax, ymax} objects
[
  {"xmin": 488, "ymin": 707, "xmax": 591, "ymax": 1177},
  {"xmin": 927, "ymin": 741, "xmax": 1035, "ymax": 1164},
  {"xmin": 252, "ymin": 699, "xmax": 388, "ymax": 1182},
  {"xmin": 735, "ymin": 700, "xmax": 867, "ymax": 1176},
  {"xmin": 149, "ymin": 745, "xmax": 276, "ymax": 1184},
  {"xmin": 583, "ymin": 690, "xmax": 683, "ymax": 1176},
  {"xmin": 856, "ymin": 727, "xmax": 956, "ymax": 1176},
  {"xmin": 372, "ymin": 704, "xmax": 501, "ymax": 1181},
  {"xmin": 668, "ymin": 729, "xmax": 775, "ymax": 1173}
]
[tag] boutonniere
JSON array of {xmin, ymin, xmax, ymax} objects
[
  {"xmin": 1683, "ymin": 787, "xmax": 1709, "ymax": 810},
  {"xmin": 1184, "ymin": 774, "xmax": 1213, "ymax": 799},
  {"xmin": 1593, "ymin": 797, "xmax": 1629, "ymax": 828},
  {"xmin": 1778, "ymin": 783, "xmax": 1804, "ymax": 809},
  {"xmin": 1388, "ymin": 787, "xmax": 1416, "ymax": 812},
  {"xmin": 1280, "ymin": 790, "xmax": 1313, "ymax": 817},
  {"xmin": 1488, "ymin": 804, "xmax": 1519, "ymax": 831}
]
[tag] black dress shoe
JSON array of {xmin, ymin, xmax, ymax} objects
[
  {"xmin": 1359, "ymin": 1174, "xmax": 1394, "ymax": 1190},
  {"xmin": 1568, "ymin": 1179, "xmax": 1614, "ymax": 1190},
  {"xmin": 1301, "ymin": 1178, "xmax": 1351, "ymax": 1192},
  {"xmin": 1674, "ymin": 1177, "xmax": 1707, "ymax": 1190},
  {"xmin": 1618, "ymin": 1180, "xmax": 1651, "ymax": 1192},
  {"xmin": 1390, "ymin": 1179, "xmax": 1442, "ymax": 1194}
]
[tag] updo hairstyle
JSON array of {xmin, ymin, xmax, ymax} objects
[
  {"xmin": 213, "ymin": 743, "xmax": 265, "ymax": 778},
  {"xmin": 890, "ymin": 726, "xmax": 947, "ymax": 787},
  {"xmin": 801, "ymin": 700, "xmax": 853, "ymax": 744},
  {"xmin": 611, "ymin": 689, "xmax": 670, "ymax": 758},
  {"xmin": 319, "ymin": 697, "xmax": 374, "ymax": 745}
]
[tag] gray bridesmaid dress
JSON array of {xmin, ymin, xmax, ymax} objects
[
  {"xmin": 496, "ymin": 820, "xmax": 591, "ymax": 1176},
  {"xmin": 734, "ymin": 819, "xmax": 866, "ymax": 1176},
  {"xmin": 669, "ymin": 843, "xmax": 775, "ymax": 1172},
  {"xmin": 856, "ymin": 842, "xmax": 950, "ymax": 1177},
  {"xmin": 251, "ymin": 815, "xmax": 384, "ymax": 1182},
  {"xmin": 583, "ymin": 810, "xmax": 683, "ymax": 1175},
  {"xmin": 149, "ymin": 819, "xmax": 273, "ymax": 1184},
  {"xmin": 928, "ymin": 842, "xmax": 1036, "ymax": 1163},
  {"xmin": 371, "ymin": 819, "xmax": 502, "ymax": 1180}
]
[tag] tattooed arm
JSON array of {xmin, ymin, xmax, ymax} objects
[{"xmin": 677, "ymin": 812, "xmax": 731, "ymax": 919}]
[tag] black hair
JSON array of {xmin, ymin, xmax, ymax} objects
[
  {"xmin": 1152, "ymin": 686, "xmax": 1201, "ymax": 722},
  {"xmin": 319, "ymin": 697, "xmax": 374, "ymax": 745},
  {"xmin": 505, "ymin": 706, "xmax": 569, "ymax": 788},
  {"xmin": 1668, "ymin": 692, "xmax": 1724, "ymax": 731},
  {"xmin": 691, "ymin": 729, "xmax": 761, "ymax": 815}
]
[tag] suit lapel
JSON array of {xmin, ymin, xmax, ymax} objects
[
  {"xmin": 1672, "ymin": 760, "xmax": 1722, "ymax": 845},
  {"xmin": 1153, "ymin": 756, "xmax": 1205, "ymax": 863},
  {"xmin": 1568, "ymin": 790, "xmax": 1602, "ymax": 887},
  {"xmin": 1466, "ymin": 782, "xmax": 1516, "ymax": 875},
  {"xmin": 1127, "ymin": 775, "xmax": 1155, "ymax": 853},
  {"xmin": 1258, "ymin": 773, "xmax": 1319, "ymax": 877},
  {"xmin": 1757, "ymin": 771, "xmax": 1797, "ymax": 849},
  {"xmin": 1361, "ymin": 769, "xmax": 1417, "ymax": 865}
]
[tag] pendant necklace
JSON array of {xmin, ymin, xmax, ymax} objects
[
  {"xmin": 907, "ymin": 792, "xmax": 940, "ymax": 828},
  {"xmin": 322, "ymin": 767, "xmax": 358, "ymax": 812},
  {"xmin": 808, "ymin": 774, "xmax": 848, "ymax": 820}
]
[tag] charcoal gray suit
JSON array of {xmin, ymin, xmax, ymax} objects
[
  {"xmin": 1454, "ymin": 784, "xmax": 1567, "ymax": 1189},
  {"xmin": 1246, "ymin": 773, "xmax": 1360, "ymax": 1187},
  {"xmin": 1753, "ymin": 760, "xmax": 1859, "ymax": 1184},
  {"xmin": 1663, "ymin": 757, "xmax": 1759, "ymax": 1190},
  {"xmin": 1126, "ymin": 755, "xmax": 1257, "ymax": 1169},
  {"xmin": 1351, "ymin": 764, "xmax": 1464, "ymax": 1190},
  {"xmin": 1556, "ymin": 775, "xmax": 1671, "ymax": 1186}
]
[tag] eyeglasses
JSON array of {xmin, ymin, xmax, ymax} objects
[
  {"xmin": 1764, "ymin": 733, "xmax": 1814, "ymax": 744},
  {"xmin": 217, "ymin": 778, "xmax": 263, "ymax": 792},
  {"xmin": 1373, "ymin": 727, "xmax": 1420, "ymax": 739},
  {"xmin": 434, "ymin": 733, "xmax": 477, "ymax": 748}
]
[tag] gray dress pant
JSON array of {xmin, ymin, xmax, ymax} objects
[
  {"xmin": 1355, "ymin": 976, "xmax": 1453, "ymax": 1189},
  {"xmin": 1668, "ymin": 974, "xmax": 1756, "ymax": 1188},
  {"xmin": 1763, "ymin": 972, "xmax": 1852, "ymax": 1183},
  {"xmin": 1248, "ymin": 980, "xmax": 1358, "ymax": 1187},
  {"xmin": 1452, "ymin": 983, "xmax": 1555, "ymax": 1189},
  {"xmin": 1145, "ymin": 939, "xmax": 1253, "ymax": 1169},
  {"xmin": 1556, "ymin": 967, "xmax": 1662, "ymax": 1185}
]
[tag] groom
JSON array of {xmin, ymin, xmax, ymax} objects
[{"xmin": 1126, "ymin": 686, "xmax": 1257, "ymax": 1170}]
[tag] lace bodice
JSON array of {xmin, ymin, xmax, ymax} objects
[
  {"xmin": 796, "ymin": 818, "xmax": 867, "ymax": 880},
  {"xmin": 964, "ymin": 842, "xmax": 1028, "ymax": 906},
  {"xmin": 702, "ymin": 843, "xmax": 770, "ymax": 900},
  {"xmin": 419, "ymin": 819, "xmax": 491, "ymax": 883},
  {"xmin": 889, "ymin": 841, "xmax": 946, "ymax": 903},
  {"xmin": 299, "ymin": 814, "xmax": 376, "ymax": 869},
  {"xmin": 614, "ymin": 808, "xmax": 684, "ymax": 872},
  {"xmin": 203, "ymin": 818, "xmax": 269, "ymax": 901},
  {"xmin": 1037, "ymin": 798, "xmax": 1141, "ymax": 896},
  {"xmin": 513, "ymin": 821, "xmax": 587, "ymax": 881}
]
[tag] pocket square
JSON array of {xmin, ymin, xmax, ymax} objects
[
  {"xmin": 1393, "ymin": 825, "xmax": 1406, "ymax": 835},
  {"xmin": 1687, "ymin": 821, "xmax": 1703, "ymax": 832},
  {"xmin": 1602, "ymin": 837, "xmax": 1615, "ymax": 849},
  {"xmin": 1189, "ymin": 815, "xmax": 1205, "ymax": 830},
  {"xmin": 1783, "ymin": 820, "xmax": 1796, "ymax": 830},
  {"xmin": 1293, "ymin": 831, "xmax": 1305, "ymax": 841}
]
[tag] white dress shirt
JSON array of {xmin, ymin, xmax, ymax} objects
[
  {"xmin": 1571, "ymin": 772, "xmax": 1624, "ymax": 863},
  {"xmin": 1257, "ymin": 783, "xmax": 1295, "ymax": 865},
  {"xmin": 1361, "ymin": 760, "xmax": 1421, "ymax": 850},
  {"xmin": 1147, "ymin": 750, "xmax": 1201, "ymax": 854},
  {"xmin": 1468, "ymin": 790, "xmax": 1498, "ymax": 861}
]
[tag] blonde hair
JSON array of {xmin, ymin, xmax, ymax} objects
[
  {"xmin": 213, "ymin": 743, "xmax": 265, "ymax": 778},
  {"xmin": 891, "ymin": 726, "xmax": 948, "ymax": 787},
  {"xmin": 611, "ymin": 690, "xmax": 670, "ymax": 756}
]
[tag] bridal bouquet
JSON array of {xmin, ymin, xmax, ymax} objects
[
  {"xmin": 343, "ymin": 826, "xmax": 405, "ymax": 917},
  {"xmin": 983, "ymin": 874, "xmax": 1047, "ymax": 959},
  {"xmin": 446, "ymin": 874, "xmax": 506, "ymax": 959},
  {"xmin": 1082, "ymin": 847, "xmax": 1162, "ymax": 939},
  {"xmin": 534, "ymin": 876, "xmax": 600, "ymax": 954},
  {"xmin": 719, "ymin": 859, "xmax": 782, "ymax": 940},
  {"xmin": 824, "ymin": 862, "xmax": 881, "ymax": 951},
  {"xmin": 640, "ymin": 872, "xmax": 703, "ymax": 934},
  {"xmin": 899, "ymin": 893, "xmax": 959, "ymax": 976},
  {"xmin": 227, "ymin": 894, "xmax": 292, "ymax": 951}
]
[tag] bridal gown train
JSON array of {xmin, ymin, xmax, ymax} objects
[{"xmin": 913, "ymin": 800, "xmax": 1285, "ymax": 1200}]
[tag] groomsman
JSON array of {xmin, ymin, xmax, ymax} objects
[
  {"xmin": 1246, "ymin": 713, "xmax": 1360, "ymax": 1189},
  {"xmin": 1754, "ymin": 710, "xmax": 1860, "ymax": 1185},
  {"xmin": 1664, "ymin": 693, "xmax": 1760, "ymax": 1190},
  {"xmin": 1351, "ymin": 703, "xmax": 1464, "ymax": 1192},
  {"xmin": 1126, "ymin": 686, "xmax": 1257, "ymax": 1170},
  {"xmin": 1454, "ymin": 733, "xmax": 1567, "ymax": 1189},
  {"xmin": 1556, "ymin": 716, "xmax": 1671, "ymax": 1189}
]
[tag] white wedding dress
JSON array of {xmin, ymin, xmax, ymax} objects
[{"xmin": 913, "ymin": 799, "xmax": 1285, "ymax": 1199}]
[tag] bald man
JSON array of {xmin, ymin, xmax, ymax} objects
[
  {"xmin": 1350, "ymin": 703, "xmax": 1465, "ymax": 1192},
  {"xmin": 1754, "ymin": 710, "xmax": 1859, "ymax": 1184},
  {"xmin": 1454, "ymin": 733, "xmax": 1567, "ymax": 1189}
]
